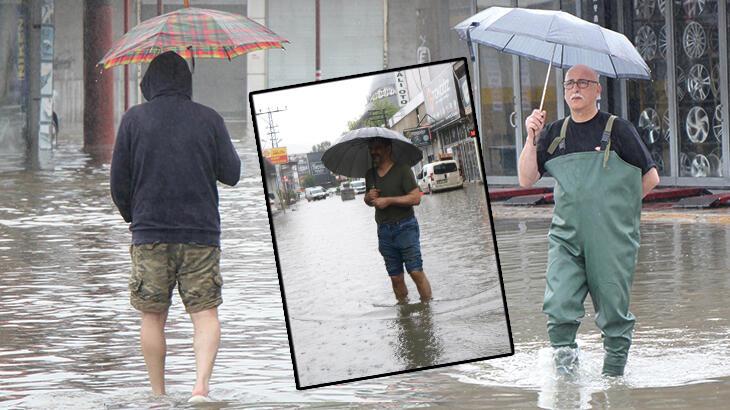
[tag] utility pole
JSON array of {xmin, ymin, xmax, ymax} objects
[
  {"xmin": 256, "ymin": 106, "xmax": 287, "ymax": 211},
  {"xmin": 315, "ymin": 0, "xmax": 321, "ymax": 81},
  {"xmin": 257, "ymin": 106, "xmax": 286, "ymax": 148}
]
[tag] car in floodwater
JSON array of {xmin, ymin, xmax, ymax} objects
[
  {"xmin": 350, "ymin": 179, "xmax": 366, "ymax": 194},
  {"xmin": 417, "ymin": 160, "xmax": 463, "ymax": 194},
  {"xmin": 340, "ymin": 182, "xmax": 355, "ymax": 201},
  {"xmin": 305, "ymin": 186, "xmax": 327, "ymax": 202}
]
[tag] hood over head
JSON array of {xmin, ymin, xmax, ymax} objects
[{"xmin": 141, "ymin": 51, "xmax": 192, "ymax": 101}]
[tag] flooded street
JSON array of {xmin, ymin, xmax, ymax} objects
[
  {"xmin": 1, "ymin": 127, "xmax": 730, "ymax": 408},
  {"xmin": 273, "ymin": 182, "xmax": 511, "ymax": 387}
]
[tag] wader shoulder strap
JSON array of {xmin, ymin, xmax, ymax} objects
[
  {"xmin": 602, "ymin": 115, "xmax": 617, "ymax": 168},
  {"xmin": 547, "ymin": 117, "xmax": 570, "ymax": 155}
]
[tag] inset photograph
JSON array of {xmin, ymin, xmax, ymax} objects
[{"xmin": 250, "ymin": 59, "xmax": 512, "ymax": 389}]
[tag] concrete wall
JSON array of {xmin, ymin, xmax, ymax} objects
[
  {"xmin": 266, "ymin": 0, "xmax": 384, "ymax": 88},
  {"xmin": 386, "ymin": 0, "xmax": 472, "ymax": 68},
  {"xmin": 53, "ymin": 0, "xmax": 250, "ymax": 140},
  {"xmin": 0, "ymin": 1, "xmax": 28, "ymax": 166}
]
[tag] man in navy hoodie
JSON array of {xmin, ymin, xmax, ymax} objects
[{"xmin": 110, "ymin": 51, "xmax": 240, "ymax": 401}]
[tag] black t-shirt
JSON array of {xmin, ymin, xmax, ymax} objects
[
  {"xmin": 365, "ymin": 163, "xmax": 418, "ymax": 224},
  {"xmin": 536, "ymin": 111, "xmax": 656, "ymax": 176}
]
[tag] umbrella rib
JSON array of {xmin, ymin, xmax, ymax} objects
[
  {"xmin": 608, "ymin": 52, "xmax": 619, "ymax": 78},
  {"xmin": 597, "ymin": 28, "xmax": 622, "ymax": 78},
  {"xmin": 333, "ymin": 138, "xmax": 363, "ymax": 177},
  {"xmin": 500, "ymin": 33, "xmax": 516, "ymax": 52}
]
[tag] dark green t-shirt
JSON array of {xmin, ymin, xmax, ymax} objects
[{"xmin": 365, "ymin": 163, "xmax": 419, "ymax": 224}]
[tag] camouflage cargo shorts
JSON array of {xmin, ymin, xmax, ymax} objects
[{"xmin": 129, "ymin": 243, "xmax": 223, "ymax": 313}]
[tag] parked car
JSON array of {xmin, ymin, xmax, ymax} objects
[
  {"xmin": 340, "ymin": 182, "xmax": 355, "ymax": 201},
  {"xmin": 326, "ymin": 187, "xmax": 338, "ymax": 197},
  {"xmin": 304, "ymin": 186, "xmax": 327, "ymax": 201},
  {"xmin": 350, "ymin": 179, "xmax": 366, "ymax": 194},
  {"xmin": 417, "ymin": 160, "xmax": 463, "ymax": 194}
]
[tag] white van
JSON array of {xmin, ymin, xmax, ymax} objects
[
  {"xmin": 417, "ymin": 160, "xmax": 463, "ymax": 193},
  {"xmin": 350, "ymin": 179, "xmax": 366, "ymax": 194},
  {"xmin": 304, "ymin": 186, "xmax": 327, "ymax": 201}
]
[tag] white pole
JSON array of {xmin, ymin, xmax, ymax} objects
[{"xmin": 539, "ymin": 43, "xmax": 557, "ymax": 112}]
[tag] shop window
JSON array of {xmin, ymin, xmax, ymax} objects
[
  {"xmin": 674, "ymin": 0, "xmax": 724, "ymax": 177},
  {"xmin": 626, "ymin": 0, "xmax": 672, "ymax": 176}
]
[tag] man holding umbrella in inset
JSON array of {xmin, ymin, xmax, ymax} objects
[
  {"xmin": 455, "ymin": 6, "xmax": 662, "ymax": 378},
  {"xmin": 365, "ymin": 137, "xmax": 432, "ymax": 303},
  {"xmin": 322, "ymin": 128, "xmax": 432, "ymax": 304}
]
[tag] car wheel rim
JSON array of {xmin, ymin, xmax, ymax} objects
[
  {"xmin": 636, "ymin": 25, "xmax": 658, "ymax": 61},
  {"xmin": 710, "ymin": 64, "xmax": 720, "ymax": 98},
  {"xmin": 679, "ymin": 152, "xmax": 692, "ymax": 175},
  {"xmin": 708, "ymin": 153, "xmax": 723, "ymax": 177},
  {"xmin": 635, "ymin": 0, "xmax": 656, "ymax": 19},
  {"xmin": 676, "ymin": 66, "xmax": 687, "ymax": 101},
  {"xmin": 683, "ymin": 0, "xmax": 705, "ymax": 18},
  {"xmin": 691, "ymin": 153, "xmax": 710, "ymax": 177},
  {"xmin": 639, "ymin": 108, "xmax": 661, "ymax": 145},
  {"xmin": 658, "ymin": 25, "xmax": 668, "ymax": 59},
  {"xmin": 683, "ymin": 21, "xmax": 706, "ymax": 59},
  {"xmin": 713, "ymin": 104, "xmax": 723, "ymax": 143},
  {"xmin": 686, "ymin": 106, "xmax": 709, "ymax": 143},
  {"xmin": 686, "ymin": 63, "xmax": 710, "ymax": 102}
]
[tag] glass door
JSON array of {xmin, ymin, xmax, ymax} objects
[{"xmin": 477, "ymin": 0, "xmax": 519, "ymax": 179}]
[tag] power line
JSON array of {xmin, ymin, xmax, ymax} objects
[{"xmin": 256, "ymin": 106, "xmax": 287, "ymax": 148}]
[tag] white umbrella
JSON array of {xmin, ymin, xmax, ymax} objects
[{"xmin": 454, "ymin": 6, "xmax": 651, "ymax": 111}]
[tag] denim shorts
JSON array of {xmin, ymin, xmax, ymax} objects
[{"xmin": 377, "ymin": 215, "xmax": 423, "ymax": 276}]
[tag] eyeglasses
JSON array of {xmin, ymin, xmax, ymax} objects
[{"xmin": 563, "ymin": 79, "xmax": 599, "ymax": 90}]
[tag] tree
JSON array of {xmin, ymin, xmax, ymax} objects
[
  {"xmin": 311, "ymin": 141, "xmax": 331, "ymax": 152},
  {"xmin": 370, "ymin": 99, "xmax": 399, "ymax": 124},
  {"xmin": 302, "ymin": 174, "xmax": 316, "ymax": 188},
  {"xmin": 347, "ymin": 99, "xmax": 400, "ymax": 131}
]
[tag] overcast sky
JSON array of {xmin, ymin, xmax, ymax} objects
[{"xmin": 251, "ymin": 76, "xmax": 374, "ymax": 155}]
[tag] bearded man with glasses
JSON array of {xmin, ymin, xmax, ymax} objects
[{"xmin": 517, "ymin": 64, "xmax": 660, "ymax": 378}]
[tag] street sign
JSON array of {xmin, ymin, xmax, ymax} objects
[
  {"xmin": 404, "ymin": 127, "xmax": 432, "ymax": 147},
  {"xmin": 264, "ymin": 147, "xmax": 288, "ymax": 165}
]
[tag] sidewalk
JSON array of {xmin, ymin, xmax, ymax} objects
[
  {"xmin": 486, "ymin": 185, "xmax": 730, "ymax": 225},
  {"xmin": 490, "ymin": 203, "xmax": 730, "ymax": 225}
]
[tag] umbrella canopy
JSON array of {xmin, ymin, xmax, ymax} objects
[
  {"xmin": 99, "ymin": 7, "xmax": 288, "ymax": 69},
  {"xmin": 454, "ymin": 6, "xmax": 651, "ymax": 80},
  {"xmin": 321, "ymin": 127, "xmax": 422, "ymax": 179}
]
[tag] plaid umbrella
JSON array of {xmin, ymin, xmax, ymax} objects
[{"xmin": 99, "ymin": 7, "xmax": 288, "ymax": 69}]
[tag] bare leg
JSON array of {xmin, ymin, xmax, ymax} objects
[
  {"xmin": 140, "ymin": 310, "xmax": 169, "ymax": 396},
  {"xmin": 390, "ymin": 274, "xmax": 409, "ymax": 303},
  {"xmin": 189, "ymin": 307, "xmax": 221, "ymax": 397},
  {"xmin": 409, "ymin": 271, "xmax": 432, "ymax": 302}
]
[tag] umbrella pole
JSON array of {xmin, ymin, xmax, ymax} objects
[{"xmin": 538, "ymin": 43, "xmax": 557, "ymax": 112}]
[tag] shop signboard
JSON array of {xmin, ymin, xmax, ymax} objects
[
  {"xmin": 424, "ymin": 66, "xmax": 460, "ymax": 124},
  {"xmin": 404, "ymin": 127, "xmax": 432, "ymax": 147}
]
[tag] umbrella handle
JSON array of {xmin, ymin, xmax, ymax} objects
[
  {"xmin": 536, "ymin": 43, "xmax": 557, "ymax": 145},
  {"xmin": 466, "ymin": 22, "xmax": 479, "ymax": 63}
]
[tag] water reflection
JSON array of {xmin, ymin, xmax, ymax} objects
[{"xmin": 392, "ymin": 303, "xmax": 443, "ymax": 370}]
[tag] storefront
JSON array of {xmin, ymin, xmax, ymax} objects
[
  {"xmin": 473, "ymin": 0, "xmax": 729, "ymax": 187},
  {"xmin": 422, "ymin": 62, "xmax": 482, "ymax": 181}
]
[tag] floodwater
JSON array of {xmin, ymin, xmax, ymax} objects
[
  {"xmin": 273, "ymin": 183, "xmax": 511, "ymax": 387},
  {"xmin": 1, "ymin": 127, "xmax": 730, "ymax": 408}
]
